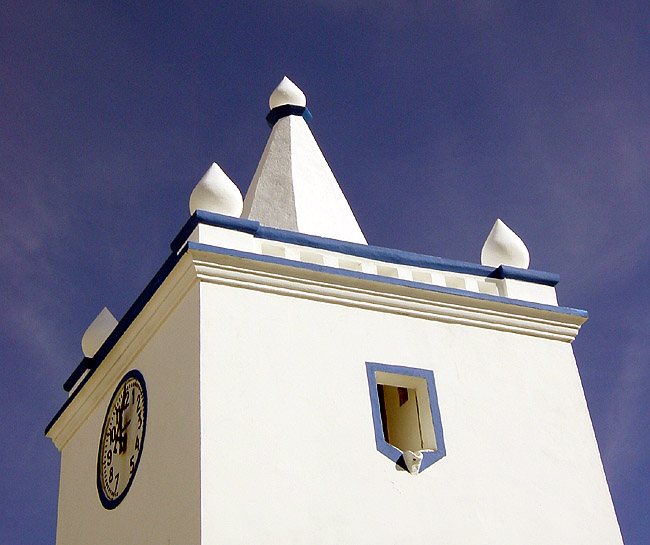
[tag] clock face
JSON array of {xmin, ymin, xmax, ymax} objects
[{"xmin": 97, "ymin": 369, "xmax": 147, "ymax": 509}]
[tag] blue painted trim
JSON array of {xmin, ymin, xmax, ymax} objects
[
  {"xmin": 170, "ymin": 211, "xmax": 560, "ymax": 286},
  {"xmin": 48, "ymin": 213, "xmax": 585, "ymax": 435},
  {"xmin": 169, "ymin": 210, "xmax": 260, "ymax": 253},
  {"xmin": 45, "ymin": 245, "xmax": 189, "ymax": 435},
  {"xmin": 169, "ymin": 213, "xmax": 198, "ymax": 253},
  {"xmin": 63, "ymin": 357, "xmax": 94, "ymax": 393},
  {"xmin": 265, "ymin": 105, "xmax": 313, "ymax": 127},
  {"xmin": 365, "ymin": 362, "xmax": 446, "ymax": 473},
  {"xmin": 257, "ymin": 226, "xmax": 560, "ymax": 286},
  {"xmin": 186, "ymin": 241, "xmax": 588, "ymax": 318},
  {"xmin": 196, "ymin": 209, "xmax": 260, "ymax": 235},
  {"xmin": 488, "ymin": 265, "xmax": 557, "ymax": 285},
  {"xmin": 96, "ymin": 369, "xmax": 148, "ymax": 510}
]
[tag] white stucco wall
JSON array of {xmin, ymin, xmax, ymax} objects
[
  {"xmin": 48, "ymin": 244, "xmax": 620, "ymax": 544},
  {"xmin": 54, "ymin": 283, "xmax": 201, "ymax": 545},
  {"xmin": 198, "ymin": 280, "xmax": 622, "ymax": 544}
]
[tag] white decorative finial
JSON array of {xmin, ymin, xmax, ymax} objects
[
  {"xmin": 481, "ymin": 219, "xmax": 530, "ymax": 269},
  {"xmin": 189, "ymin": 163, "xmax": 243, "ymax": 217},
  {"xmin": 81, "ymin": 307, "xmax": 118, "ymax": 358},
  {"xmin": 402, "ymin": 450, "xmax": 424, "ymax": 475},
  {"xmin": 269, "ymin": 76, "xmax": 306, "ymax": 110}
]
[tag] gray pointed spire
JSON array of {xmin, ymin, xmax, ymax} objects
[{"xmin": 242, "ymin": 78, "xmax": 367, "ymax": 245}]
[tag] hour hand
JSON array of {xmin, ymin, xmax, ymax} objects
[{"xmin": 117, "ymin": 419, "xmax": 130, "ymax": 454}]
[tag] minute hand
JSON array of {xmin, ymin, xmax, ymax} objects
[
  {"xmin": 114, "ymin": 405, "xmax": 123, "ymax": 452},
  {"xmin": 120, "ymin": 411, "xmax": 131, "ymax": 453}
]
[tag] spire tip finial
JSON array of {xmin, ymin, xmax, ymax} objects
[{"xmin": 269, "ymin": 76, "xmax": 307, "ymax": 110}]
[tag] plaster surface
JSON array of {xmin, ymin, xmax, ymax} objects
[
  {"xmin": 197, "ymin": 272, "xmax": 622, "ymax": 544},
  {"xmin": 53, "ymin": 284, "xmax": 201, "ymax": 545},
  {"xmin": 47, "ymin": 242, "xmax": 621, "ymax": 544}
]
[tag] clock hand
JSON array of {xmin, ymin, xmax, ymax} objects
[
  {"xmin": 115, "ymin": 397, "xmax": 129, "ymax": 453},
  {"xmin": 118, "ymin": 419, "xmax": 130, "ymax": 454},
  {"xmin": 118, "ymin": 418, "xmax": 131, "ymax": 453},
  {"xmin": 112, "ymin": 405, "xmax": 123, "ymax": 452},
  {"xmin": 122, "ymin": 420, "xmax": 131, "ymax": 452}
]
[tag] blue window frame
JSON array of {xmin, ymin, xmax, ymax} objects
[{"xmin": 366, "ymin": 361, "xmax": 446, "ymax": 473}]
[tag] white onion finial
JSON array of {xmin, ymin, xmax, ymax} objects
[
  {"xmin": 269, "ymin": 76, "xmax": 306, "ymax": 110},
  {"xmin": 81, "ymin": 307, "xmax": 118, "ymax": 358},
  {"xmin": 189, "ymin": 162, "xmax": 243, "ymax": 217},
  {"xmin": 481, "ymin": 219, "xmax": 530, "ymax": 269}
]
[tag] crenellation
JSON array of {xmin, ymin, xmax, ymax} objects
[{"xmin": 185, "ymin": 219, "xmax": 560, "ymax": 306}]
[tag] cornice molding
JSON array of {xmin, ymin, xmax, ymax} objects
[
  {"xmin": 189, "ymin": 245, "xmax": 585, "ymax": 343},
  {"xmin": 47, "ymin": 241, "xmax": 586, "ymax": 450},
  {"xmin": 46, "ymin": 256, "xmax": 197, "ymax": 451}
]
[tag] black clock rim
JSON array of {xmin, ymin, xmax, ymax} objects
[{"xmin": 96, "ymin": 369, "xmax": 148, "ymax": 510}]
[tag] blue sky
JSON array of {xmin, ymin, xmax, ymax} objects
[{"xmin": 1, "ymin": 2, "xmax": 648, "ymax": 542}]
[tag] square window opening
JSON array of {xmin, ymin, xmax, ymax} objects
[{"xmin": 375, "ymin": 371, "xmax": 437, "ymax": 452}]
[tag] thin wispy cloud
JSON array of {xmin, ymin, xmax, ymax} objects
[
  {"xmin": 602, "ymin": 330, "xmax": 650, "ymax": 477},
  {"xmin": 2, "ymin": 2, "xmax": 648, "ymax": 542}
]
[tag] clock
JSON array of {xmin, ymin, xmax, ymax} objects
[{"xmin": 96, "ymin": 369, "xmax": 148, "ymax": 509}]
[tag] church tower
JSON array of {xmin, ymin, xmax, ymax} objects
[{"xmin": 46, "ymin": 78, "xmax": 624, "ymax": 544}]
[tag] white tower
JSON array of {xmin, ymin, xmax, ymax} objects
[{"xmin": 46, "ymin": 78, "xmax": 623, "ymax": 544}]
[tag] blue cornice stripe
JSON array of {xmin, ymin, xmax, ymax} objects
[
  {"xmin": 63, "ymin": 357, "xmax": 93, "ymax": 393},
  {"xmin": 187, "ymin": 241, "xmax": 587, "ymax": 318},
  {"xmin": 49, "ymin": 214, "xmax": 581, "ymax": 435},
  {"xmin": 169, "ymin": 211, "xmax": 260, "ymax": 254},
  {"xmin": 45, "ymin": 245, "xmax": 190, "ymax": 436},
  {"xmin": 169, "ymin": 214, "xmax": 199, "ymax": 253},
  {"xmin": 256, "ymin": 228, "xmax": 560, "ymax": 285},
  {"xmin": 488, "ymin": 264, "xmax": 558, "ymax": 285},
  {"xmin": 173, "ymin": 211, "xmax": 560, "ymax": 286}
]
